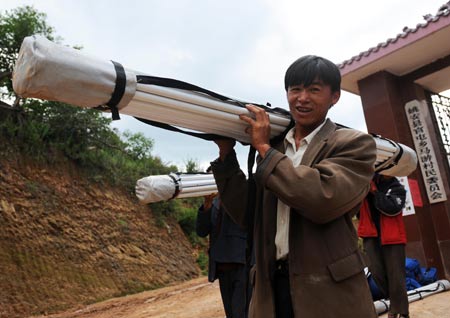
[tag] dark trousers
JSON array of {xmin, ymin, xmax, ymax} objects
[
  {"xmin": 273, "ymin": 260, "xmax": 294, "ymax": 318},
  {"xmin": 217, "ymin": 264, "xmax": 247, "ymax": 318},
  {"xmin": 364, "ymin": 238, "xmax": 409, "ymax": 316}
]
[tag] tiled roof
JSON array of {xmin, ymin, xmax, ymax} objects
[{"xmin": 338, "ymin": 2, "xmax": 450, "ymax": 70}]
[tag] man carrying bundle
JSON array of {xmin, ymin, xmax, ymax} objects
[
  {"xmin": 358, "ymin": 174, "xmax": 409, "ymax": 318},
  {"xmin": 196, "ymin": 168, "xmax": 249, "ymax": 318},
  {"xmin": 210, "ymin": 55, "xmax": 378, "ymax": 317}
]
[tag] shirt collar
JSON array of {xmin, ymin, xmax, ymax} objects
[{"xmin": 284, "ymin": 119, "xmax": 327, "ymax": 150}]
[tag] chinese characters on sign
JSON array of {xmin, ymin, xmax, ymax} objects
[{"xmin": 405, "ymin": 100, "xmax": 447, "ymax": 204}]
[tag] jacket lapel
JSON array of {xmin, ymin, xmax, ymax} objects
[{"xmin": 301, "ymin": 119, "xmax": 337, "ymax": 166}]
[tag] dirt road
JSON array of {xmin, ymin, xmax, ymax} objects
[
  {"xmin": 31, "ymin": 277, "xmax": 224, "ymax": 318},
  {"xmin": 30, "ymin": 276, "xmax": 450, "ymax": 318}
]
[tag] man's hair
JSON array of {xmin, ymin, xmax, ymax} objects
[{"xmin": 284, "ymin": 55, "xmax": 341, "ymax": 93}]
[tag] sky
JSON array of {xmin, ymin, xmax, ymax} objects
[{"xmin": 1, "ymin": 0, "xmax": 447, "ymax": 172}]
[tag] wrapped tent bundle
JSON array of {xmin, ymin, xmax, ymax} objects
[
  {"xmin": 135, "ymin": 173, "xmax": 217, "ymax": 204},
  {"xmin": 374, "ymin": 279, "xmax": 450, "ymax": 315},
  {"xmin": 135, "ymin": 134, "xmax": 417, "ymax": 203},
  {"xmin": 13, "ymin": 35, "xmax": 417, "ymax": 177}
]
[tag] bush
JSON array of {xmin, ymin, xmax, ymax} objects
[
  {"xmin": 0, "ymin": 100, "xmax": 179, "ymax": 191},
  {"xmin": 177, "ymin": 207, "xmax": 198, "ymax": 236},
  {"xmin": 196, "ymin": 250, "xmax": 209, "ymax": 275}
]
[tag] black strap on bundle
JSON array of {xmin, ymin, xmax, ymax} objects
[
  {"xmin": 104, "ymin": 60, "xmax": 127, "ymax": 120},
  {"xmin": 245, "ymin": 146, "xmax": 257, "ymax": 264},
  {"xmin": 168, "ymin": 173, "xmax": 181, "ymax": 199},
  {"xmin": 137, "ymin": 75, "xmax": 246, "ymax": 107}
]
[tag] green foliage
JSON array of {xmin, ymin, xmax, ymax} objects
[
  {"xmin": 196, "ymin": 250, "xmax": 209, "ymax": 275},
  {"xmin": 150, "ymin": 200, "xmax": 181, "ymax": 227},
  {"xmin": 177, "ymin": 207, "xmax": 198, "ymax": 237},
  {"xmin": 175, "ymin": 197, "xmax": 206, "ymax": 248},
  {"xmin": 184, "ymin": 158, "xmax": 201, "ymax": 173},
  {"xmin": 0, "ymin": 99, "xmax": 179, "ymax": 191},
  {"xmin": 0, "ymin": 5, "xmax": 56, "ymax": 97},
  {"xmin": 122, "ymin": 130, "xmax": 154, "ymax": 160}
]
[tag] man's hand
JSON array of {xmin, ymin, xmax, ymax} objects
[
  {"xmin": 214, "ymin": 138, "xmax": 236, "ymax": 162},
  {"xmin": 240, "ymin": 104, "xmax": 271, "ymax": 158},
  {"xmin": 203, "ymin": 193, "xmax": 216, "ymax": 210}
]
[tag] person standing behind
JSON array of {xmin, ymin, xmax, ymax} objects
[
  {"xmin": 196, "ymin": 192, "xmax": 248, "ymax": 318},
  {"xmin": 211, "ymin": 55, "xmax": 377, "ymax": 317},
  {"xmin": 358, "ymin": 174, "xmax": 409, "ymax": 318}
]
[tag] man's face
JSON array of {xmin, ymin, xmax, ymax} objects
[{"xmin": 287, "ymin": 80, "xmax": 340, "ymax": 133}]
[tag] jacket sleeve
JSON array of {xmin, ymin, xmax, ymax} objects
[
  {"xmin": 210, "ymin": 150, "xmax": 248, "ymax": 229},
  {"xmin": 196, "ymin": 205, "xmax": 212, "ymax": 237},
  {"xmin": 373, "ymin": 177, "xmax": 406, "ymax": 216},
  {"xmin": 255, "ymin": 129, "xmax": 377, "ymax": 224}
]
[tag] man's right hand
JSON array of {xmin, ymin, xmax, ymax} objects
[
  {"xmin": 214, "ymin": 138, "xmax": 236, "ymax": 162},
  {"xmin": 203, "ymin": 193, "xmax": 216, "ymax": 210}
]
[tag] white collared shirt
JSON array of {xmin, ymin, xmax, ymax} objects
[{"xmin": 275, "ymin": 120, "xmax": 327, "ymax": 261}]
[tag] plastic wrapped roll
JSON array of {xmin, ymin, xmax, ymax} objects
[
  {"xmin": 372, "ymin": 135, "xmax": 418, "ymax": 177},
  {"xmin": 13, "ymin": 36, "xmax": 290, "ymax": 144},
  {"xmin": 373, "ymin": 279, "xmax": 450, "ymax": 315},
  {"xmin": 13, "ymin": 36, "xmax": 417, "ymax": 177},
  {"xmin": 135, "ymin": 173, "xmax": 217, "ymax": 204}
]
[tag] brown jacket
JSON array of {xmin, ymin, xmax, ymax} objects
[{"xmin": 211, "ymin": 119, "xmax": 378, "ymax": 318}]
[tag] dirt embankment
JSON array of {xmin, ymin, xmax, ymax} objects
[{"xmin": 0, "ymin": 150, "xmax": 200, "ymax": 318}]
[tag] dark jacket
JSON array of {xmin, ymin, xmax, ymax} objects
[
  {"xmin": 211, "ymin": 120, "xmax": 378, "ymax": 318},
  {"xmin": 196, "ymin": 197, "xmax": 247, "ymax": 282},
  {"xmin": 358, "ymin": 175, "xmax": 407, "ymax": 244}
]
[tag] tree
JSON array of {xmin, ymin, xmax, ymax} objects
[
  {"xmin": 0, "ymin": 6, "xmax": 56, "ymax": 103},
  {"xmin": 184, "ymin": 158, "xmax": 201, "ymax": 173},
  {"xmin": 122, "ymin": 130, "xmax": 154, "ymax": 160}
]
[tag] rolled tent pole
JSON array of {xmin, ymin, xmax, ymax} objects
[
  {"xmin": 372, "ymin": 135, "xmax": 418, "ymax": 177},
  {"xmin": 373, "ymin": 279, "xmax": 450, "ymax": 315},
  {"xmin": 177, "ymin": 190, "xmax": 218, "ymax": 199},
  {"xmin": 127, "ymin": 99, "xmax": 252, "ymax": 141},
  {"xmin": 181, "ymin": 179, "xmax": 217, "ymax": 187},
  {"xmin": 135, "ymin": 173, "xmax": 217, "ymax": 204},
  {"xmin": 132, "ymin": 90, "xmax": 287, "ymax": 134},
  {"xmin": 136, "ymin": 84, "xmax": 291, "ymax": 127},
  {"xmin": 13, "ymin": 35, "xmax": 418, "ymax": 177},
  {"xmin": 180, "ymin": 184, "xmax": 217, "ymax": 194},
  {"xmin": 135, "ymin": 135, "xmax": 418, "ymax": 202}
]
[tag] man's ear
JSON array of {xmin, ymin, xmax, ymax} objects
[{"xmin": 332, "ymin": 91, "xmax": 341, "ymax": 105}]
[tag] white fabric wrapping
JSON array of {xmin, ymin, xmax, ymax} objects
[
  {"xmin": 135, "ymin": 175, "xmax": 180, "ymax": 204},
  {"xmin": 13, "ymin": 36, "xmax": 417, "ymax": 177},
  {"xmin": 373, "ymin": 279, "xmax": 450, "ymax": 314},
  {"xmin": 13, "ymin": 35, "xmax": 136, "ymax": 109},
  {"xmin": 135, "ymin": 174, "xmax": 217, "ymax": 204}
]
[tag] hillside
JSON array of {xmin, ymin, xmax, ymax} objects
[{"xmin": 0, "ymin": 145, "xmax": 200, "ymax": 318}]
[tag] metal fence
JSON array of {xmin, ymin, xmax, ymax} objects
[{"xmin": 427, "ymin": 91, "xmax": 450, "ymax": 169}]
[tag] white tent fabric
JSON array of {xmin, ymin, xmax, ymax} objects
[
  {"xmin": 135, "ymin": 173, "xmax": 217, "ymax": 204},
  {"xmin": 13, "ymin": 35, "xmax": 417, "ymax": 177},
  {"xmin": 13, "ymin": 35, "xmax": 136, "ymax": 109},
  {"xmin": 373, "ymin": 279, "xmax": 450, "ymax": 315}
]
